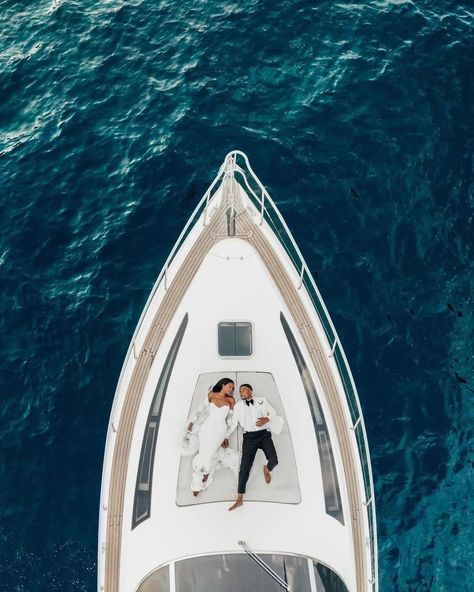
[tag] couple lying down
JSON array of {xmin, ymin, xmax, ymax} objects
[{"xmin": 182, "ymin": 377, "xmax": 283, "ymax": 511}]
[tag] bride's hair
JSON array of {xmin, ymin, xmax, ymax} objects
[{"xmin": 212, "ymin": 377, "xmax": 234, "ymax": 393}]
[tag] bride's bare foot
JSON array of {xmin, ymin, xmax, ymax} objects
[
  {"xmin": 193, "ymin": 491, "xmax": 199, "ymax": 497},
  {"xmin": 263, "ymin": 464, "xmax": 271, "ymax": 484},
  {"xmin": 228, "ymin": 495, "xmax": 243, "ymax": 511}
]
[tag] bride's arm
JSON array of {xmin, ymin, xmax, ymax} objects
[
  {"xmin": 225, "ymin": 406, "xmax": 238, "ymax": 438},
  {"xmin": 187, "ymin": 394, "xmax": 210, "ymax": 432},
  {"xmin": 265, "ymin": 399, "xmax": 277, "ymax": 422}
]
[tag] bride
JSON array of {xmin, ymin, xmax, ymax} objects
[{"xmin": 185, "ymin": 378, "xmax": 239, "ymax": 496}]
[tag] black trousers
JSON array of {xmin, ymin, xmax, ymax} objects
[{"xmin": 238, "ymin": 430, "xmax": 278, "ymax": 494}]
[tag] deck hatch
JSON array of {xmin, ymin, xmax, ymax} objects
[
  {"xmin": 280, "ymin": 312, "xmax": 344, "ymax": 525},
  {"xmin": 218, "ymin": 321, "xmax": 252, "ymax": 356},
  {"xmin": 132, "ymin": 313, "xmax": 189, "ymax": 529}
]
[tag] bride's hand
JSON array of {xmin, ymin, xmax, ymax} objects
[{"xmin": 221, "ymin": 438, "xmax": 229, "ymax": 448}]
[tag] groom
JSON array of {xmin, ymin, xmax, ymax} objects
[{"xmin": 225, "ymin": 383, "xmax": 279, "ymax": 511}]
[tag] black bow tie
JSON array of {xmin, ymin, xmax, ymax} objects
[{"xmin": 245, "ymin": 399, "xmax": 254, "ymax": 406}]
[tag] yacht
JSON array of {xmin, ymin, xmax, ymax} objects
[{"xmin": 98, "ymin": 151, "xmax": 378, "ymax": 591}]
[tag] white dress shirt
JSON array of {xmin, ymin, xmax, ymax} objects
[
  {"xmin": 228, "ymin": 397, "xmax": 277, "ymax": 435},
  {"xmin": 243, "ymin": 399, "xmax": 264, "ymax": 432}
]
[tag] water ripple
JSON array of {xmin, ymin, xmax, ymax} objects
[{"xmin": 1, "ymin": 0, "xmax": 473, "ymax": 590}]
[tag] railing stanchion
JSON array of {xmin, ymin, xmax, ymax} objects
[
  {"xmin": 350, "ymin": 416, "xmax": 362, "ymax": 431},
  {"xmin": 298, "ymin": 263, "xmax": 304, "ymax": 289},
  {"xmin": 203, "ymin": 190, "xmax": 211, "ymax": 226},
  {"xmin": 164, "ymin": 265, "xmax": 168, "ymax": 291},
  {"xmin": 329, "ymin": 338, "xmax": 337, "ymax": 357},
  {"xmin": 260, "ymin": 189, "xmax": 265, "ymax": 225}
]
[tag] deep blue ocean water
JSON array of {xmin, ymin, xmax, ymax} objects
[{"xmin": 0, "ymin": 0, "xmax": 472, "ymax": 590}]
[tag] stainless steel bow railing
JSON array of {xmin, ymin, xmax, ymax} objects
[{"xmin": 113, "ymin": 150, "xmax": 378, "ymax": 590}]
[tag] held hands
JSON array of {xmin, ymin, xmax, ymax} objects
[
  {"xmin": 256, "ymin": 416, "xmax": 269, "ymax": 427},
  {"xmin": 184, "ymin": 423, "xmax": 194, "ymax": 442},
  {"xmin": 221, "ymin": 438, "xmax": 229, "ymax": 448}
]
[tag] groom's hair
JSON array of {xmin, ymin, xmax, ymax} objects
[{"xmin": 240, "ymin": 383, "xmax": 253, "ymax": 391}]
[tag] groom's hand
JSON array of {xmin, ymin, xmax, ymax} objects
[
  {"xmin": 256, "ymin": 417, "xmax": 269, "ymax": 427},
  {"xmin": 221, "ymin": 438, "xmax": 229, "ymax": 448}
]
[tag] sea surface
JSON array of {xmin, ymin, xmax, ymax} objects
[{"xmin": 0, "ymin": 0, "xmax": 472, "ymax": 590}]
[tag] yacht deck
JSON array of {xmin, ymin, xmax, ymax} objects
[{"xmin": 102, "ymin": 202, "xmax": 367, "ymax": 591}]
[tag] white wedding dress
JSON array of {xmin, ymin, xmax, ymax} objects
[{"xmin": 188, "ymin": 401, "xmax": 239, "ymax": 493}]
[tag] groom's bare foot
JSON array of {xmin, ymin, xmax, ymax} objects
[
  {"xmin": 202, "ymin": 474, "xmax": 209, "ymax": 483},
  {"xmin": 193, "ymin": 491, "xmax": 199, "ymax": 497},
  {"xmin": 263, "ymin": 465, "xmax": 272, "ymax": 484},
  {"xmin": 228, "ymin": 495, "xmax": 243, "ymax": 511}
]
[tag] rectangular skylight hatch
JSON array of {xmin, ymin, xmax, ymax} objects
[{"xmin": 218, "ymin": 322, "xmax": 253, "ymax": 357}]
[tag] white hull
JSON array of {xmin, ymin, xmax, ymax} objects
[{"xmin": 98, "ymin": 152, "xmax": 377, "ymax": 592}]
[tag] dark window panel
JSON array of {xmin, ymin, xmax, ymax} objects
[
  {"xmin": 132, "ymin": 314, "xmax": 189, "ymax": 529},
  {"xmin": 218, "ymin": 322, "xmax": 236, "ymax": 356},
  {"xmin": 280, "ymin": 312, "xmax": 344, "ymax": 525}
]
